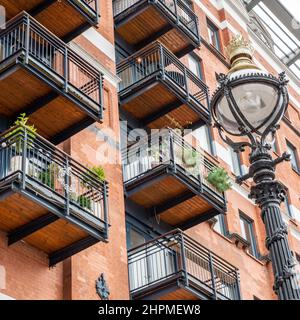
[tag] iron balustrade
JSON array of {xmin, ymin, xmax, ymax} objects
[
  {"xmin": 122, "ymin": 129, "xmax": 225, "ymax": 205},
  {"xmin": 0, "ymin": 125, "xmax": 109, "ymax": 234},
  {"xmin": 117, "ymin": 42, "xmax": 209, "ymax": 111},
  {"xmin": 70, "ymin": 0, "xmax": 99, "ymax": 22},
  {"xmin": 80, "ymin": 0, "xmax": 99, "ymax": 15},
  {"xmin": 0, "ymin": 12, "xmax": 103, "ymax": 116},
  {"xmin": 128, "ymin": 229, "xmax": 241, "ymax": 300},
  {"xmin": 113, "ymin": 0, "xmax": 199, "ymax": 40}
]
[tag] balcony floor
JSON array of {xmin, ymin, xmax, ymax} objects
[
  {"xmin": 125, "ymin": 165, "xmax": 224, "ymax": 227},
  {"xmin": 3, "ymin": 1, "xmax": 95, "ymax": 40},
  {"xmin": 115, "ymin": 4, "xmax": 198, "ymax": 56},
  {"xmin": 0, "ymin": 192, "xmax": 88, "ymax": 254},
  {"xmin": 121, "ymin": 81, "xmax": 208, "ymax": 129},
  {"xmin": 0, "ymin": 174, "xmax": 106, "ymax": 265},
  {"xmin": 0, "ymin": 58, "xmax": 97, "ymax": 143}
]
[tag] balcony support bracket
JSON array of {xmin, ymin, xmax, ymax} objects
[{"xmin": 7, "ymin": 213, "xmax": 59, "ymax": 246}]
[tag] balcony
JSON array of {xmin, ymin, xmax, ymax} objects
[
  {"xmin": 113, "ymin": 0, "xmax": 200, "ymax": 57},
  {"xmin": 122, "ymin": 130, "xmax": 226, "ymax": 228},
  {"xmin": 0, "ymin": 126, "xmax": 109, "ymax": 266},
  {"xmin": 2, "ymin": 0, "xmax": 99, "ymax": 41},
  {"xmin": 0, "ymin": 12, "xmax": 103, "ymax": 144},
  {"xmin": 117, "ymin": 42, "xmax": 209, "ymax": 130},
  {"xmin": 128, "ymin": 230, "xmax": 241, "ymax": 300}
]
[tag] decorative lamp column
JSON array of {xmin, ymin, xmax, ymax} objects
[{"xmin": 211, "ymin": 35, "xmax": 300, "ymax": 300}]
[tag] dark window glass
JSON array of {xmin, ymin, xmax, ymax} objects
[
  {"xmin": 188, "ymin": 53, "xmax": 203, "ymax": 80},
  {"xmin": 239, "ymin": 213, "xmax": 259, "ymax": 258},
  {"xmin": 207, "ymin": 20, "xmax": 221, "ymax": 51},
  {"xmin": 214, "ymin": 214, "xmax": 227, "ymax": 236},
  {"xmin": 286, "ymin": 140, "xmax": 300, "ymax": 172},
  {"xmin": 230, "ymin": 147, "xmax": 243, "ymax": 176}
]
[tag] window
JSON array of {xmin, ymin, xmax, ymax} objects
[
  {"xmin": 213, "ymin": 214, "xmax": 227, "ymax": 236},
  {"xmin": 271, "ymin": 136, "xmax": 279, "ymax": 154},
  {"xmin": 188, "ymin": 54, "xmax": 203, "ymax": 80},
  {"xmin": 126, "ymin": 224, "xmax": 147, "ymax": 249},
  {"xmin": 207, "ymin": 20, "xmax": 221, "ymax": 51},
  {"xmin": 229, "ymin": 147, "xmax": 243, "ymax": 176},
  {"xmin": 239, "ymin": 213, "xmax": 259, "ymax": 258},
  {"xmin": 282, "ymin": 191, "xmax": 293, "ymax": 218},
  {"xmin": 192, "ymin": 125, "xmax": 213, "ymax": 154},
  {"xmin": 286, "ymin": 140, "xmax": 300, "ymax": 172}
]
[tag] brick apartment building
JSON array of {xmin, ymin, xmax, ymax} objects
[{"xmin": 0, "ymin": 0, "xmax": 299, "ymax": 300}]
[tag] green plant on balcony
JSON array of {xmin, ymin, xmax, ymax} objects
[
  {"xmin": 6, "ymin": 113, "xmax": 37, "ymax": 152},
  {"xmin": 81, "ymin": 165, "xmax": 106, "ymax": 187},
  {"xmin": 206, "ymin": 167, "xmax": 232, "ymax": 193},
  {"xmin": 182, "ymin": 148, "xmax": 199, "ymax": 167},
  {"xmin": 77, "ymin": 194, "xmax": 92, "ymax": 210},
  {"xmin": 38, "ymin": 163, "xmax": 59, "ymax": 190}
]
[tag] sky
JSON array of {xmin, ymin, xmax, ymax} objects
[{"xmin": 280, "ymin": 0, "xmax": 300, "ymax": 22}]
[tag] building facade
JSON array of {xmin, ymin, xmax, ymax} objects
[{"xmin": 0, "ymin": 0, "xmax": 299, "ymax": 300}]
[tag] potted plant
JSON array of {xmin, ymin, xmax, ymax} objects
[
  {"xmin": 7, "ymin": 113, "xmax": 37, "ymax": 175},
  {"xmin": 38, "ymin": 162, "xmax": 64, "ymax": 193},
  {"xmin": 78, "ymin": 166, "xmax": 106, "ymax": 215},
  {"xmin": 77, "ymin": 194, "xmax": 92, "ymax": 211},
  {"xmin": 206, "ymin": 167, "xmax": 232, "ymax": 193}
]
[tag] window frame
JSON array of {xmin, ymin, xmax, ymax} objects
[
  {"xmin": 207, "ymin": 19, "xmax": 221, "ymax": 51},
  {"xmin": 286, "ymin": 140, "xmax": 300, "ymax": 173},
  {"xmin": 188, "ymin": 53, "xmax": 204, "ymax": 80},
  {"xmin": 282, "ymin": 189, "xmax": 294, "ymax": 219},
  {"xmin": 229, "ymin": 147, "xmax": 243, "ymax": 177},
  {"xmin": 239, "ymin": 212, "xmax": 259, "ymax": 259},
  {"xmin": 213, "ymin": 214, "xmax": 228, "ymax": 236}
]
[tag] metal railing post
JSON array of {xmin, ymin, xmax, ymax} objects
[
  {"xmin": 180, "ymin": 232, "xmax": 189, "ymax": 287},
  {"xmin": 184, "ymin": 67, "xmax": 190, "ymax": 101},
  {"xmin": 64, "ymin": 47, "xmax": 69, "ymax": 92},
  {"xmin": 103, "ymin": 182, "xmax": 109, "ymax": 239},
  {"xmin": 209, "ymin": 252, "xmax": 217, "ymax": 300},
  {"xmin": 235, "ymin": 270, "xmax": 242, "ymax": 300},
  {"xmin": 21, "ymin": 128, "xmax": 28, "ymax": 190},
  {"xmin": 95, "ymin": 0, "xmax": 100, "ymax": 23},
  {"xmin": 99, "ymin": 74, "xmax": 104, "ymax": 117},
  {"xmin": 159, "ymin": 45, "xmax": 165, "ymax": 80},
  {"xmin": 173, "ymin": 0, "xmax": 179, "ymax": 24},
  {"xmin": 169, "ymin": 130, "xmax": 176, "ymax": 173},
  {"xmin": 65, "ymin": 156, "xmax": 70, "ymax": 216},
  {"xmin": 25, "ymin": 15, "xmax": 30, "ymax": 64}
]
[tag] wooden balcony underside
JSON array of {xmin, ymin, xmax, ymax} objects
[
  {"xmin": 126, "ymin": 174, "xmax": 216, "ymax": 226},
  {"xmin": 121, "ymin": 82, "xmax": 206, "ymax": 129},
  {"xmin": 0, "ymin": 192, "xmax": 90, "ymax": 254},
  {"xmin": 116, "ymin": 5, "xmax": 196, "ymax": 56},
  {"xmin": 3, "ymin": 1, "xmax": 95, "ymax": 40},
  {"xmin": 0, "ymin": 63, "xmax": 95, "ymax": 143},
  {"xmin": 158, "ymin": 288, "xmax": 199, "ymax": 300}
]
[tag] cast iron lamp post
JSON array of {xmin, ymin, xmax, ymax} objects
[{"xmin": 211, "ymin": 35, "xmax": 300, "ymax": 300}]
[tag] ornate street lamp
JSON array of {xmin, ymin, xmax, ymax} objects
[{"xmin": 211, "ymin": 35, "xmax": 300, "ymax": 300}]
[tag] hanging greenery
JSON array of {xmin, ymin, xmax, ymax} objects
[{"xmin": 206, "ymin": 167, "xmax": 232, "ymax": 193}]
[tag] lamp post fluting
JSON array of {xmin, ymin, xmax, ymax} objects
[{"xmin": 211, "ymin": 35, "xmax": 300, "ymax": 300}]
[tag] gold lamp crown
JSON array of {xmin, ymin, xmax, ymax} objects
[{"xmin": 226, "ymin": 35, "xmax": 260, "ymax": 73}]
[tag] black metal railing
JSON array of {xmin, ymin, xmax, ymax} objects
[
  {"xmin": 0, "ymin": 12, "xmax": 103, "ymax": 115},
  {"xmin": 79, "ymin": 0, "xmax": 99, "ymax": 15},
  {"xmin": 117, "ymin": 42, "xmax": 209, "ymax": 111},
  {"xmin": 113, "ymin": 0, "xmax": 199, "ymax": 40},
  {"xmin": 70, "ymin": 0, "xmax": 99, "ymax": 22},
  {"xmin": 0, "ymin": 125, "xmax": 109, "ymax": 231},
  {"xmin": 128, "ymin": 229, "xmax": 241, "ymax": 300},
  {"xmin": 122, "ymin": 129, "xmax": 225, "ymax": 205}
]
